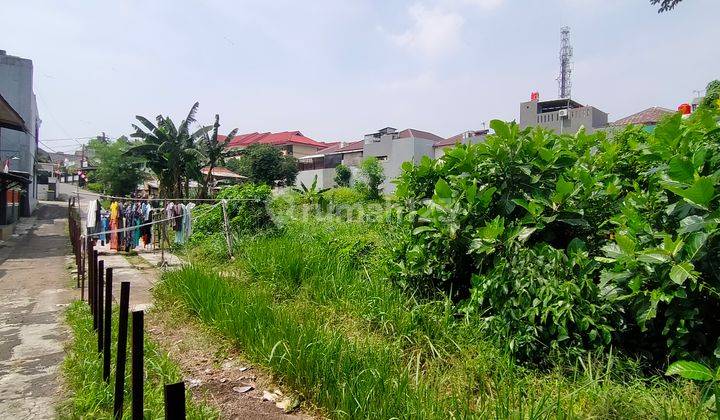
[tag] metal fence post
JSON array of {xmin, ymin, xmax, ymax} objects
[
  {"xmin": 103, "ymin": 267, "xmax": 113, "ymax": 382},
  {"xmin": 97, "ymin": 260, "xmax": 104, "ymax": 353},
  {"xmin": 164, "ymin": 382, "xmax": 186, "ymax": 420},
  {"xmin": 131, "ymin": 310, "xmax": 144, "ymax": 420},
  {"xmin": 113, "ymin": 282, "xmax": 130, "ymax": 419}
]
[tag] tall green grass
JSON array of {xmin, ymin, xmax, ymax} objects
[
  {"xmin": 60, "ymin": 301, "xmax": 216, "ymax": 419},
  {"xmin": 161, "ymin": 219, "xmax": 707, "ymax": 419}
]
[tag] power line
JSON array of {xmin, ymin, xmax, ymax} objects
[{"xmin": 40, "ymin": 136, "xmax": 101, "ymax": 142}]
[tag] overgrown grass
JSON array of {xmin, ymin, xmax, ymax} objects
[
  {"xmin": 159, "ymin": 218, "xmax": 708, "ymax": 419},
  {"xmin": 60, "ymin": 300, "xmax": 217, "ymax": 419}
]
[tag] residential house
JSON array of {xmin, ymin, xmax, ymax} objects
[
  {"xmin": 0, "ymin": 50, "xmax": 40, "ymax": 215},
  {"xmin": 434, "ymin": 129, "xmax": 488, "ymax": 158},
  {"xmin": 609, "ymin": 106, "xmax": 674, "ymax": 132},
  {"xmin": 296, "ymin": 127, "xmax": 444, "ymax": 193}
]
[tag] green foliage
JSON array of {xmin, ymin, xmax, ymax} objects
[
  {"xmin": 334, "ymin": 164, "xmax": 351, "ymax": 187},
  {"xmin": 292, "ymin": 175, "xmax": 330, "ymax": 206},
  {"xmin": 462, "ymin": 244, "xmax": 620, "ymax": 364},
  {"xmin": 87, "ymin": 136, "xmax": 146, "ymax": 197},
  {"xmin": 322, "ymin": 186, "xmax": 366, "ymax": 206},
  {"xmin": 127, "ymin": 102, "xmax": 208, "ymax": 198},
  {"xmin": 227, "ymin": 144, "xmax": 299, "ymax": 186},
  {"xmin": 197, "ymin": 114, "xmax": 239, "ymax": 198},
  {"xmin": 702, "ymin": 80, "xmax": 720, "ymax": 110},
  {"xmin": 666, "ymin": 359, "xmax": 720, "ymax": 417},
  {"xmin": 650, "ymin": 0, "xmax": 684, "ymax": 12},
  {"xmin": 165, "ymin": 217, "xmax": 705, "ymax": 418},
  {"xmin": 356, "ymin": 157, "xmax": 385, "ymax": 200},
  {"xmin": 393, "ymin": 112, "xmax": 720, "ymax": 363},
  {"xmin": 191, "ymin": 183, "xmax": 273, "ymax": 241}
]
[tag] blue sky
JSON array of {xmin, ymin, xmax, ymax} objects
[{"xmin": 2, "ymin": 0, "xmax": 719, "ymax": 151}]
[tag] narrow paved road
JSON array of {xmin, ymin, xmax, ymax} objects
[{"xmin": 0, "ymin": 202, "xmax": 74, "ymax": 419}]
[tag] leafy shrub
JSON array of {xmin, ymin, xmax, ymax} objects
[
  {"xmin": 356, "ymin": 157, "xmax": 386, "ymax": 200},
  {"xmin": 462, "ymin": 243, "xmax": 620, "ymax": 364},
  {"xmin": 86, "ymin": 182, "xmax": 104, "ymax": 193},
  {"xmin": 323, "ymin": 187, "xmax": 366, "ymax": 206},
  {"xmin": 334, "ymin": 164, "xmax": 351, "ymax": 187},
  {"xmin": 393, "ymin": 111, "xmax": 720, "ymax": 364},
  {"xmin": 192, "ymin": 183, "xmax": 273, "ymax": 241}
]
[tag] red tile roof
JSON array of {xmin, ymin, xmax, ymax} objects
[
  {"xmin": 434, "ymin": 130, "xmax": 489, "ymax": 147},
  {"xmin": 397, "ymin": 128, "xmax": 445, "ymax": 143},
  {"xmin": 611, "ymin": 107, "xmax": 675, "ymax": 126},
  {"xmin": 219, "ymin": 131, "xmax": 331, "ymax": 149}
]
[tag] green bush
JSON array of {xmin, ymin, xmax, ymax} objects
[
  {"xmin": 192, "ymin": 183, "xmax": 273, "ymax": 241},
  {"xmin": 393, "ymin": 111, "xmax": 720, "ymax": 364},
  {"xmin": 86, "ymin": 182, "xmax": 104, "ymax": 193},
  {"xmin": 334, "ymin": 164, "xmax": 352, "ymax": 187},
  {"xmin": 322, "ymin": 187, "xmax": 366, "ymax": 206}
]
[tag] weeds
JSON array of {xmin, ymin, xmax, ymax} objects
[{"xmin": 158, "ymin": 217, "xmax": 707, "ymax": 418}]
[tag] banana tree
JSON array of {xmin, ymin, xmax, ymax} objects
[
  {"xmin": 197, "ymin": 114, "xmax": 239, "ymax": 199},
  {"xmin": 127, "ymin": 102, "xmax": 208, "ymax": 198}
]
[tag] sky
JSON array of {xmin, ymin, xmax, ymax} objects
[{"xmin": 2, "ymin": 0, "xmax": 719, "ymax": 153}]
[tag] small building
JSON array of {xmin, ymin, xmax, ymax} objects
[
  {"xmin": 0, "ymin": 50, "xmax": 40, "ymax": 215},
  {"xmin": 609, "ymin": 106, "xmax": 674, "ymax": 132},
  {"xmin": 200, "ymin": 166, "xmax": 246, "ymax": 190},
  {"xmin": 520, "ymin": 96, "xmax": 608, "ymax": 134},
  {"xmin": 434, "ymin": 129, "xmax": 488, "ymax": 158}
]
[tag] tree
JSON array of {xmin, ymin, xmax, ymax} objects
[
  {"xmin": 334, "ymin": 164, "xmax": 351, "ymax": 187},
  {"xmin": 227, "ymin": 144, "xmax": 299, "ymax": 186},
  {"xmin": 701, "ymin": 80, "xmax": 720, "ymax": 109},
  {"xmin": 127, "ymin": 102, "xmax": 207, "ymax": 198},
  {"xmin": 197, "ymin": 114, "xmax": 239, "ymax": 198},
  {"xmin": 650, "ymin": 0, "xmax": 683, "ymax": 12},
  {"xmin": 357, "ymin": 157, "xmax": 385, "ymax": 200},
  {"xmin": 87, "ymin": 136, "xmax": 146, "ymax": 197}
]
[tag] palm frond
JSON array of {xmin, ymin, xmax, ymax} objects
[
  {"xmin": 179, "ymin": 102, "xmax": 200, "ymax": 136},
  {"xmin": 135, "ymin": 115, "xmax": 158, "ymax": 133}
]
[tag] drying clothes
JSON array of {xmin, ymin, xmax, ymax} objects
[
  {"xmin": 183, "ymin": 202, "xmax": 196, "ymax": 240},
  {"xmin": 100, "ymin": 214, "xmax": 109, "ymax": 244},
  {"xmin": 174, "ymin": 204, "xmax": 185, "ymax": 243},
  {"xmin": 110, "ymin": 201, "xmax": 120, "ymax": 220},
  {"xmin": 86, "ymin": 200, "xmax": 98, "ymax": 229},
  {"xmin": 109, "ymin": 201, "xmax": 120, "ymax": 251},
  {"xmin": 173, "ymin": 203, "xmax": 183, "ymax": 232}
]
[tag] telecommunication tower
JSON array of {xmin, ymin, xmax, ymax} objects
[{"xmin": 557, "ymin": 26, "xmax": 573, "ymax": 99}]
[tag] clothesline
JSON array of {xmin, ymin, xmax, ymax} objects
[
  {"xmin": 74, "ymin": 190, "xmax": 266, "ymax": 203},
  {"xmin": 80, "ymin": 201, "xmax": 221, "ymax": 239}
]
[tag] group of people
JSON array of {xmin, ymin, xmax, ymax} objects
[{"xmin": 85, "ymin": 196, "xmax": 196, "ymax": 251}]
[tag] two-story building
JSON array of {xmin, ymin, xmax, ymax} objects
[
  {"xmin": 519, "ymin": 95, "xmax": 608, "ymax": 134},
  {"xmin": 296, "ymin": 127, "xmax": 445, "ymax": 193}
]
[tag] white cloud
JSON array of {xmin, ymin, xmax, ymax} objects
[
  {"xmin": 392, "ymin": 3, "xmax": 465, "ymax": 58},
  {"xmin": 460, "ymin": 0, "xmax": 505, "ymax": 11}
]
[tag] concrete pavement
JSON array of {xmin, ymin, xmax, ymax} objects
[{"xmin": 0, "ymin": 202, "xmax": 75, "ymax": 419}]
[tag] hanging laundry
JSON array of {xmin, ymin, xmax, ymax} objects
[
  {"xmin": 110, "ymin": 201, "xmax": 120, "ymax": 250},
  {"xmin": 174, "ymin": 203, "xmax": 185, "ymax": 244},
  {"xmin": 86, "ymin": 199, "xmax": 99, "ymax": 236},
  {"xmin": 183, "ymin": 202, "xmax": 196, "ymax": 240}
]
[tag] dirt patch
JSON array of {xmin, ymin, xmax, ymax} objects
[{"xmin": 146, "ymin": 307, "xmax": 319, "ymax": 420}]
